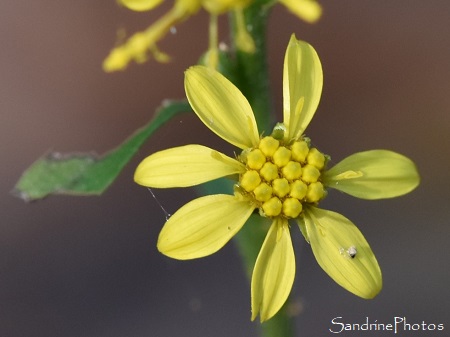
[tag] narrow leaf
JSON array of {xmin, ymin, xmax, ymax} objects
[{"xmin": 13, "ymin": 100, "xmax": 191, "ymax": 201}]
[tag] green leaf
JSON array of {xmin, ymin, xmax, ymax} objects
[{"xmin": 13, "ymin": 100, "xmax": 191, "ymax": 201}]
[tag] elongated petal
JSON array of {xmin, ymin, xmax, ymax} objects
[
  {"xmin": 323, "ymin": 150, "xmax": 420, "ymax": 199},
  {"xmin": 158, "ymin": 194, "xmax": 255, "ymax": 259},
  {"xmin": 283, "ymin": 35, "xmax": 323, "ymax": 140},
  {"xmin": 185, "ymin": 66, "xmax": 259, "ymax": 149},
  {"xmin": 279, "ymin": 0, "xmax": 322, "ymax": 23},
  {"xmin": 251, "ymin": 218, "xmax": 295, "ymax": 322},
  {"xmin": 119, "ymin": 0, "xmax": 163, "ymax": 11},
  {"xmin": 134, "ymin": 144, "xmax": 244, "ymax": 188},
  {"xmin": 203, "ymin": 0, "xmax": 252, "ymax": 14},
  {"xmin": 301, "ymin": 207, "xmax": 382, "ymax": 299}
]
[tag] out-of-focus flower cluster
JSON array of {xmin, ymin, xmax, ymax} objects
[{"xmin": 103, "ymin": 0, "xmax": 322, "ymax": 72}]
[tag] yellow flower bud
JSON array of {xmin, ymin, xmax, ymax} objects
[
  {"xmin": 306, "ymin": 182, "xmax": 325, "ymax": 202},
  {"xmin": 307, "ymin": 148, "xmax": 325, "ymax": 170},
  {"xmin": 260, "ymin": 162, "xmax": 279, "ymax": 181},
  {"xmin": 262, "ymin": 197, "xmax": 282, "ymax": 217},
  {"xmin": 254, "ymin": 183, "xmax": 273, "ymax": 202},
  {"xmin": 259, "ymin": 136, "xmax": 280, "ymax": 157},
  {"xmin": 273, "ymin": 147, "xmax": 291, "ymax": 167},
  {"xmin": 302, "ymin": 164, "xmax": 320, "ymax": 183},
  {"xmin": 291, "ymin": 140, "xmax": 309, "ymax": 162},
  {"xmin": 103, "ymin": 47, "xmax": 131, "ymax": 72},
  {"xmin": 240, "ymin": 170, "xmax": 261, "ymax": 192},
  {"xmin": 273, "ymin": 178, "xmax": 290, "ymax": 198},
  {"xmin": 282, "ymin": 161, "xmax": 302, "ymax": 180},
  {"xmin": 283, "ymin": 198, "xmax": 302, "ymax": 218},
  {"xmin": 247, "ymin": 149, "xmax": 266, "ymax": 170},
  {"xmin": 289, "ymin": 180, "xmax": 307, "ymax": 200}
]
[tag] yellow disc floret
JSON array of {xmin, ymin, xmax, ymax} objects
[
  {"xmin": 260, "ymin": 162, "xmax": 279, "ymax": 181},
  {"xmin": 302, "ymin": 164, "xmax": 321, "ymax": 183},
  {"xmin": 237, "ymin": 134, "xmax": 328, "ymax": 219},
  {"xmin": 282, "ymin": 198, "xmax": 303, "ymax": 218},
  {"xmin": 273, "ymin": 147, "xmax": 291, "ymax": 167},
  {"xmin": 247, "ymin": 149, "xmax": 266, "ymax": 170},
  {"xmin": 291, "ymin": 140, "xmax": 309, "ymax": 162},
  {"xmin": 240, "ymin": 170, "xmax": 261, "ymax": 192},
  {"xmin": 307, "ymin": 148, "xmax": 326, "ymax": 170},
  {"xmin": 282, "ymin": 161, "xmax": 302, "ymax": 180},
  {"xmin": 262, "ymin": 197, "xmax": 282, "ymax": 217},
  {"xmin": 259, "ymin": 136, "xmax": 280, "ymax": 156},
  {"xmin": 306, "ymin": 182, "xmax": 325, "ymax": 203},
  {"xmin": 289, "ymin": 180, "xmax": 307, "ymax": 199},
  {"xmin": 273, "ymin": 178, "xmax": 290, "ymax": 198},
  {"xmin": 253, "ymin": 183, "xmax": 273, "ymax": 202}
]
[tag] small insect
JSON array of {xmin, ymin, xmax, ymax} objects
[
  {"xmin": 347, "ymin": 246, "xmax": 357, "ymax": 258},
  {"xmin": 339, "ymin": 246, "xmax": 357, "ymax": 259}
]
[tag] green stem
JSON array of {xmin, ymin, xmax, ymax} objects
[
  {"xmin": 229, "ymin": 1, "xmax": 296, "ymax": 336},
  {"xmin": 208, "ymin": 14, "xmax": 219, "ymax": 68},
  {"xmin": 230, "ymin": 0, "xmax": 273, "ymax": 133},
  {"xmin": 201, "ymin": 1, "xmax": 295, "ymax": 334}
]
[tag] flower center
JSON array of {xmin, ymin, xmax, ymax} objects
[{"xmin": 236, "ymin": 136, "xmax": 327, "ymax": 219}]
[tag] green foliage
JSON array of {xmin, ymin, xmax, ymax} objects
[{"xmin": 14, "ymin": 100, "xmax": 191, "ymax": 201}]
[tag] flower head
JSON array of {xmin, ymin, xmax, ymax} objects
[
  {"xmin": 103, "ymin": 0, "xmax": 201, "ymax": 72},
  {"xmin": 104, "ymin": 0, "xmax": 323, "ymax": 71},
  {"xmin": 134, "ymin": 35, "xmax": 420, "ymax": 321}
]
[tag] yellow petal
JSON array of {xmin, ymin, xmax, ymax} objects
[
  {"xmin": 157, "ymin": 194, "xmax": 255, "ymax": 259},
  {"xmin": 283, "ymin": 35, "xmax": 323, "ymax": 140},
  {"xmin": 173, "ymin": 0, "xmax": 202, "ymax": 15},
  {"xmin": 323, "ymin": 150, "xmax": 420, "ymax": 199},
  {"xmin": 134, "ymin": 144, "xmax": 245, "ymax": 188},
  {"xmin": 302, "ymin": 207, "xmax": 382, "ymax": 299},
  {"xmin": 185, "ymin": 66, "xmax": 260, "ymax": 149},
  {"xmin": 251, "ymin": 218, "xmax": 295, "ymax": 322},
  {"xmin": 279, "ymin": 0, "xmax": 323, "ymax": 23},
  {"xmin": 202, "ymin": 0, "xmax": 252, "ymax": 14},
  {"xmin": 103, "ymin": 47, "xmax": 131, "ymax": 72},
  {"xmin": 119, "ymin": 0, "xmax": 164, "ymax": 12}
]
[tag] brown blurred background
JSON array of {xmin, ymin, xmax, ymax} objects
[{"xmin": 1, "ymin": 1, "xmax": 449, "ymax": 336}]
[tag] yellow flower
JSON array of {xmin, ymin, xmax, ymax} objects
[
  {"xmin": 279, "ymin": 0, "xmax": 322, "ymax": 23},
  {"xmin": 103, "ymin": 0, "xmax": 201, "ymax": 72},
  {"xmin": 134, "ymin": 35, "xmax": 420, "ymax": 321},
  {"xmin": 104, "ymin": 0, "xmax": 323, "ymax": 71}
]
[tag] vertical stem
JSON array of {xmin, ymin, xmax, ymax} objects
[
  {"xmin": 231, "ymin": 0, "xmax": 273, "ymax": 133},
  {"xmin": 201, "ymin": 1, "xmax": 295, "ymax": 335},
  {"xmin": 208, "ymin": 14, "xmax": 219, "ymax": 68},
  {"xmin": 228, "ymin": 1, "xmax": 296, "ymax": 336}
]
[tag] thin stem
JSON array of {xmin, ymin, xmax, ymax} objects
[
  {"xmin": 230, "ymin": 0, "xmax": 273, "ymax": 133},
  {"xmin": 228, "ymin": 1, "xmax": 297, "ymax": 336},
  {"xmin": 207, "ymin": 14, "xmax": 219, "ymax": 68},
  {"xmin": 234, "ymin": 8, "xmax": 256, "ymax": 53},
  {"xmin": 199, "ymin": 1, "xmax": 296, "ymax": 335}
]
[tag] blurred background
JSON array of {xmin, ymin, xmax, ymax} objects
[{"xmin": 1, "ymin": 1, "xmax": 449, "ymax": 336}]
